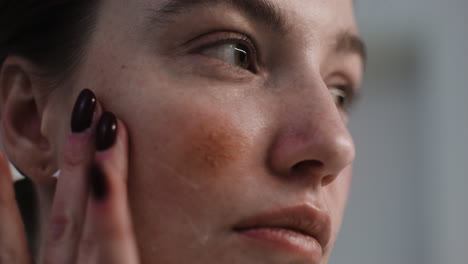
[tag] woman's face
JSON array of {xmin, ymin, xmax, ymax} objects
[{"xmin": 52, "ymin": 0, "xmax": 364, "ymax": 263}]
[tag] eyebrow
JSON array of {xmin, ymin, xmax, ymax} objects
[
  {"xmin": 334, "ymin": 31, "xmax": 367, "ymax": 67},
  {"xmin": 145, "ymin": 0, "xmax": 367, "ymax": 66},
  {"xmin": 146, "ymin": 0, "xmax": 288, "ymax": 35}
]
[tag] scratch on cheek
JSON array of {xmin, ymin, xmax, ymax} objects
[
  {"xmin": 174, "ymin": 205, "xmax": 210, "ymax": 247},
  {"xmin": 153, "ymin": 158, "xmax": 201, "ymax": 190}
]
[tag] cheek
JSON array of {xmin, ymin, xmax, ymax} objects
[
  {"xmin": 327, "ymin": 165, "xmax": 353, "ymax": 234},
  {"xmin": 328, "ymin": 165, "xmax": 352, "ymax": 204},
  {"xmin": 126, "ymin": 99, "xmax": 258, "ymax": 251},
  {"xmin": 126, "ymin": 92, "xmax": 256, "ymax": 195},
  {"xmin": 179, "ymin": 107, "xmax": 250, "ymax": 175}
]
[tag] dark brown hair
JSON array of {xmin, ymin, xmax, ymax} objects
[
  {"xmin": 0, "ymin": 0, "xmax": 99, "ymax": 79},
  {"xmin": 0, "ymin": 0, "xmax": 100, "ymax": 249}
]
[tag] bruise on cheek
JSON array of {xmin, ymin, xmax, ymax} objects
[{"xmin": 185, "ymin": 113, "xmax": 248, "ymax": 172}]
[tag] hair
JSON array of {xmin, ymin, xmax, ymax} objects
[
  {"xmin": 0, "ymin": 0, "xmax": 100, "ymax": 80},
  {"xmin": 0, "ymin": 0, "xmax": 100, "ymax": 252}
]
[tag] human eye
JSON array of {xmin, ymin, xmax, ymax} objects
[
  {"xmin": 328, "ymin": 84, "xmax": 356, "ymax": 112},
  {"xmin": 194, "ymin": 34, "xmax": 258, "ymax": 73}
]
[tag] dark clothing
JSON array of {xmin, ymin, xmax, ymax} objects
[{"xmin": 14, "ymin": 178, "xmax": 37, "ymax": 251}]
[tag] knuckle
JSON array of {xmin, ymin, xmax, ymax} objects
[
  {"xmin": 62, "ymin": 146, "xmax": 87, "ymax": 168},
  {"xmin": 62, "ymin": 135, "xmax": 91, "ymax": 169},
  {"xmin": 47, "ymin": 213, "xmax": 79, "ymax": 245}
]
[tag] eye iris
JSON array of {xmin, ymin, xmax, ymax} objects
[
  {"xmin": 199, "ymin": 41, "xmax": 254, "ymax": 71},
  {"xmin": 330, "ymin": 88, "xmax": 347, "ymax": 107}
]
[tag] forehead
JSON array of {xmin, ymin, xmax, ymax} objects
[
  {"xmin": 272, "ymin": 0, "xmax": 358, "ymax": 33},
  {"xmin": 104, "ymin": 0, "xmax": 357, "ymax": 32}
]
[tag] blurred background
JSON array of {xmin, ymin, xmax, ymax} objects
[{"xmin": 331, "ymin": 0, "xmax": 468, "ymax": 263}]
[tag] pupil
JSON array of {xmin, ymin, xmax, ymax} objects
[
  {"xmin": 338, "ymin": 96, "xmax": 345, "ymax": 106},
  {"xmin": 235, "ymin": 44, "xmax": 249, "ymax": 68},
  {"xmin": 238, "ymin": 50, "xmax": 247, "ymax": 63}
]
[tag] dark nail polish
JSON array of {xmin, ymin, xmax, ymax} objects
[
  {"xmin": 70, "ymin": 89, "xmax": 96, "ymax": 133},
  {"xmin": 90, "ymin": 163, "xmax": 108, "ymax": 201},
  {"xmin": 96, "ymin": 112, "xmax": 118, "ymax": 151}
]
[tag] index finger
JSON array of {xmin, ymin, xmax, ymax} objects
[{"xmin": 43, "ymin": 89, "xmax": 101, "ymax": 264}]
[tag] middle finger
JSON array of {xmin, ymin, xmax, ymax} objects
[{"xmin": 43, "ymin": 89, "xmax": 101, "ymax": 264}]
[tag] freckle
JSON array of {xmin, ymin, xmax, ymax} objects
[
  {"xmin": 189, "ymin": 119, "xmax": 245, "ymax": 171},
  {"xmin": 121, "ymin": 65, "xmax": 127, "ymax": 70}
]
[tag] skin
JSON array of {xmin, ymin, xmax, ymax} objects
[{"xmin": 0, "ymin": 0, "xmax": 364, "ymax": 263}]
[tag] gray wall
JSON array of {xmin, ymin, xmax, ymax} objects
[{"xmin": 331, "ymin": 0, "xmax": 468, "ymax": 263}]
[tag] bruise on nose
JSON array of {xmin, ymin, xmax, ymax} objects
[{"xmin": 185, "ymin": 115, "xmax": 247, "ymax": 172}]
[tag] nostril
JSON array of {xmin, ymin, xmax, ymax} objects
[
  {"xmin": 290, "ymin": 160, "xmax": 337, "ymax": 186},
  {"xmin": 291, "ymin": 160, "xmax": 324, "ymax": 174},
  {"xmin": 321, "ymin": 174, "xmax": 337, "ymax": 186}
]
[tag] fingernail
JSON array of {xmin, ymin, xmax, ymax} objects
[
  {"xmin": 96, "ymin": 112, "xmax": 118, "ymax": 151},
  {"xmin": 70, "ymin": 89, "xmax": 96, "ymax": 133},
  {"xmin": 90, "ymin": 163, "xmax": 108, "ymax": 201}
]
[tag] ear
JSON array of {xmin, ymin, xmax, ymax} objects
[{"xmin": 0, "ymin": 56, "xmax": 57, "ymax": 184}]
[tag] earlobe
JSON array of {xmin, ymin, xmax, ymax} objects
[{"xmin": 0, "ymin": 56, "xmax": 55, "ymax": 184}]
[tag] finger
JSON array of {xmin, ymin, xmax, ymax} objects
[
  {"xmin": 0, "ymin": 151, "xmax": 32, "ymax": 264},
  {"xmin": 77, "ymin": 114, "xmax": 139, "ymax": 264},
  {"xmin": 43, "ymin": 89, "xmax": 101, "ymax": 264}
]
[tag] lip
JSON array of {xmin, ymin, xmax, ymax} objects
[{"xmin": 233, "ymin": 204, "xmax": 331, "ymax": 262}]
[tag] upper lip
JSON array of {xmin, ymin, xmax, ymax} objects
[{"xmin": 233, "ymin": 204, "xmax": 331, "ymax": 251}]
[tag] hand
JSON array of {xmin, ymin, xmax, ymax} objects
[{"xmin": 0, "ymin": 89, "xmax": 140, "ymax": 264}]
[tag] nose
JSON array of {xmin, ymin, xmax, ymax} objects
[{"xmin": 267, "ymin": 80, "xmax": 356, "ymax": 187}]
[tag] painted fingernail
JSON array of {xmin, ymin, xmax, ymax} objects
[
  {"xmin": 90, "ymin": 163, "xmax": 108, "ymax": 201},
  {"xmin": 70, "ymin": 89, "xmax": 96, "ymax": 133},
  {"xmin": 96, "ymin": 112, "xmax": 118, "ymax": 151}
]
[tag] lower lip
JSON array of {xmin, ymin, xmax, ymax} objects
[{"xmin": 236, "ymin": 227, "xmax": 322, "ymax": 262}]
